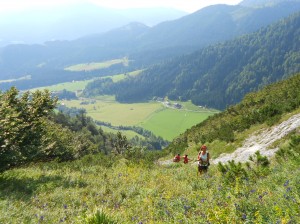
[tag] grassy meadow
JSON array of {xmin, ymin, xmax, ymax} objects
[
  {"xmin": 64, "ymin": 58, "xmax": 128, "ymax": 72},
  {"xmin": 140, "ymin": 108, "xmax": 214, "ymax": 141},
  {"xmin": 32, "ymin": 80, "xmax": 92, "ymax": 92},
  {"xmin": 1, "ymin": 142, "xmax": 299, "ymax": 223},
  {"xmin": 62, "ymin": 99, "xmax": 216, "ymax": 141},
  {"xmin": 31, "ymin": 70, "xmax": 143, "ymax": 93}
]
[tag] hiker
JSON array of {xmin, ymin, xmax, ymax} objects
[
  {"xmin": 183, "ymin": 154, "xmax": 190, "ymax": 164},
  {"xmin": 173, "ymin": 153, "xmax": 181, "ymax": 162},
  {"xmin": 197, "ymin": 145, "xmax": 210, "ymax": 175}
]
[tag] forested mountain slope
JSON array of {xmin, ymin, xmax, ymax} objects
[
  {"xmin": 165, "ymin": 73, "xmax": 300, "ymax": 156},
  {"xmin": 109, "ymin": 12, "xmax": 300, "ymax": 109},
  {"xmin": 1, "ymin": 1, "xmax": 300, "ymax": 91},
  {"xmin": 240, "ymin": 0, "xmax": 300, "ymax": 7},
  {"xmin": 132, "ymin": 1, "xmax": 300, "ymax": 50}
]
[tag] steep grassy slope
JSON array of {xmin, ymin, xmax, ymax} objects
[{"xmin": 0, "ymin": 135, "xmax": 299, "ymax": 223}]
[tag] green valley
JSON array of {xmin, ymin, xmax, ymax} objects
[
  {"xmin": 1, "ymin": 1, "xmax": 300, "ymax": 223},
  {"xmin": 61, "ymin": 98, "xmax": 217, "ymax": 141}
]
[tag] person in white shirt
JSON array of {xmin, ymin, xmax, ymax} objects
[{"xmin": 197, "ymin": 145, "xmax": 210, "ymax": 175}]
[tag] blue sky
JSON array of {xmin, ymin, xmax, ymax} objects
[{"xmin": 0, "ymin": 0, "xmax": 243, "ymax": 13}]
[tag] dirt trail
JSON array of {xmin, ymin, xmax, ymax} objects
[
  {"xmin": 212, "ymin": 113, "xmax": 300, "ymax": 164},
  {"xmin": 158, "ymin": 113, "xmax": 300, "ymax": 166}
]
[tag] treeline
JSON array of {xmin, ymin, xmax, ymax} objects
[
  {"xmin": 166, "ymin": 72, "xmax": 300, "ymax": 154},
  {"xmin": 0, "ymin": 87, "xmax": 166, "ymax": 172},
  {"xmin": 52, "ymin": 89, "xmax": 77, "ymax": 100},
  {"xmin": 56, "ymin": 104, "xmax": 169, "ymax": 150},
  {"xmin": 95, "ymin": 120, "xmax": 169, "ymax": 150},
  {"xmin": 84, "ymin": 12, "xmax": 300, "ymax": 109}
]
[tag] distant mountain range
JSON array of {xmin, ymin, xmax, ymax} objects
[
  {"xmin": 110, "ymin": 12, "xmax": 300, "ymax": 109},
  {"xmin": 0, "ymin": 4, "xmax": 187, "ymax": 47},
  {"xmin": 0, "ymin": 0, "xmax": 300, "ymax": 95}
]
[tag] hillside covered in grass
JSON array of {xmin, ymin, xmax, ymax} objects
[
  {"xmin": 166, "ymin": 73, "xmax": 300, "ymax": 157},
  {"xmin": 1, "ymin": 73, "xmax": 300, "ymax": 223}
]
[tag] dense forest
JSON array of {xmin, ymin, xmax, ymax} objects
[
  {"xmin": 165, "ymin": 72, "xmax": 300, "ymax": 155},
  {"xmin": 86, "ymin": 12, "xmax": 300, "ymax": 110}
]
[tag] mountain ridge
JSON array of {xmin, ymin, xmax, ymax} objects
[
  {"xmin": 1, "ymin": 1, "xmax": 300, "ymax": 92},
  {"xmin": 108, "ymin": 12, "xmax": 300, "ymax": 109}
]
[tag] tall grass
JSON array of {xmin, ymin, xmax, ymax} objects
[{"xmin": 1, "ymin": 139, "xmax": 299, "ymax": 223}]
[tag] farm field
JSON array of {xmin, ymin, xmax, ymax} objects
[
  {"xmin": 62, "ymin": 99, "xmax": 162, "ymax": 126},
  {"xmin": 31, "ymin": 70, "xmax": 143, "ymax": 93},
  {"xmin": 62, "ymin": 98, "xmax": 217, "ymax": 141},
  {"xmin": 140, "ymin": 108, "xmax": 214, "ymax": 140},
  {"xmin": 100, "ymin": 126, "xmax": 145, "ymax": 139},
  {"xmin": 32, "ymin": 80, "xmax": 91, "ymax": 92},
  {"xmin": 64, "ymin": 58, "xmax": 129, "ymax": 72}
]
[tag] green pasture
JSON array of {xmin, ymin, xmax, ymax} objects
[
  {"xmin": 109, "ymin": 69, "xmax": 143, "ymax": 82},
  {"xmin": 31, "ymin": 80, "xmax": 91, "ymax": 92},
  {"xmin": 140, "ymin": 108, "xmax": 214, "ymax": 140},
  {"xmin": 64, "ymin": 58, "xmax": 128, "ymax": 72},
  {"xmin": 31, "ymin": 70, "xmax": 143, "ymax": 93},
  {"xmin": 100, "ymin": 126, "xmax": 145, "ymax": 139},
  {"xmin": 62, "ymin": 100, "xmax": 162, "ymax": 126},
  {"xmin": 62, "ymin": 99, "xmax": 217, "ymax": 141}
]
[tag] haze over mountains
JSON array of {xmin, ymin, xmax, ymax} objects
[
  {"xmin": 0, "ymin": 0, "xmax": 300, "ymax": 111},
  {"xmin": 0, "ymin": 3, "xmax": 187, "ymax": 47}
]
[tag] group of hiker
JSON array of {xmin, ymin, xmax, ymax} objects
[{"xmin": 173, "ymin": 145, "xmax": 210, "ymax": 175}]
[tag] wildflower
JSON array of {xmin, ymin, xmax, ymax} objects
[
  {"xmin": 284, "ymin": 180, "xmax": 289, "ymax": 187},
  {"xmin": 64, "ymin": 204, "xmax": 67, "ymax": 209},
  {"xmin": 242, "ymin": 214, "xmax": 247, "ymax": 220},
  {"xmin": 184, "ymin": 205, "xmax": 191, "ymax": 211},
  {"xmin": 284, "ymin": 194, "xmax": 289, "ymax": 199},
  {"xmin": 60, "ymin": 217, "xmax": 66, "ymax": 222},
  {"xmin": 165, "ymin": 210, "xmax": 171, "ymax": 216},
  {"xmin": 286, "ymin": 187, "xmax": 291, "ymax": 192},
  {"xmin": 258, "ymin": 195, "xmax": 263, "ymax": 200}
]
